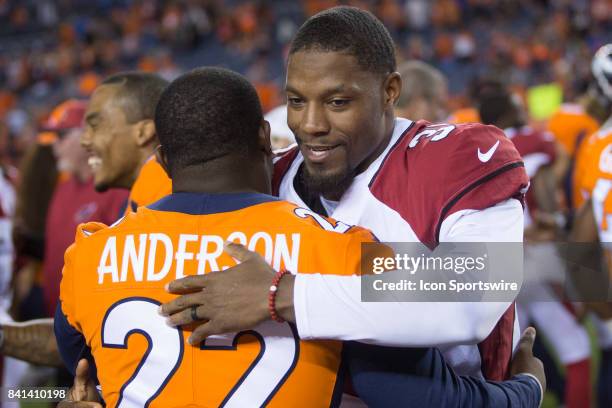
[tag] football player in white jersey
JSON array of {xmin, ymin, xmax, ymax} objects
[{"xmin": 163, "ymin": 5, "xmax": 531, "ymax": 386}]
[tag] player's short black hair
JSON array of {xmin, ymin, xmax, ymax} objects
[
  {"xmin": 102, "ymin": 72, "xmax": 168, "ymax": 123},
  {"xmin": 289, "ymin": 6, "xmax": 396, "ymax": 76},
  {"xmin": 475, "ymin": 80, "xmax": 514, "ymax": 125},
  {"xmin": 155, "ymin": 67, "xmax": 263, "ymax": 173}
]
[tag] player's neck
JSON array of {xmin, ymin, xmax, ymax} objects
[{"xmin": 171, "ymin": 155, "xmax": 271, "ymax": 195}]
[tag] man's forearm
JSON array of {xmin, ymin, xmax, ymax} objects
[
  {"xmin": 276, "ymin": 274, "xmax": 296, "ymax": 323},
  {"xmin": 1, "ymin": 319, "xmax": 62, "ymax": 366}
]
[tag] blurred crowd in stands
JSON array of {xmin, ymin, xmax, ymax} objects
[{"xmin": 0, "ymin": 0, "xmax": 609, "ymax": 168}]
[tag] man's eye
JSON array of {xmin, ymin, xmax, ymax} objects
[
  {"xmin": 329, "ymin": 99, "xmax": 349, "ymax": 107},
  {"xmin": 287, "ymin": 97, "xmax": 303, "ymax": 106}
]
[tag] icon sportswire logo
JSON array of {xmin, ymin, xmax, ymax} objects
[{"xmin": 477, "ymin": 140, "xmax": 500, "ymax": 163}]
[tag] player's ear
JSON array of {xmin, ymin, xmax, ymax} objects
[
  {"xmin": 258, "ymin": 119, "xmax": 272, "ymax": 156},
  {"xmin": 383, "ymin": 72, "xmax": 402, "ymax": 109},
  {"xmin": 155, "ymin": 145, "xmax": 171, "ymax": 178},
  {"xmin": 135, "ymin": 119, "xmax": 156, "ymax": 147}
]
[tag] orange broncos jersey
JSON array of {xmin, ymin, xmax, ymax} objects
[
  {"xmin": 574, "ymin": 126, "xmax": 612, "ymax": 239},
  {"xmin": 58, "ymin": 192, "xmax": 378, "ymax": 407},
  {"xmin": 547, "ymin": 103, "xmax": 599, "ymax": 157},
  {"xmin": 126, "ymin": 155, "xmax": 172, "ymax": 213}
]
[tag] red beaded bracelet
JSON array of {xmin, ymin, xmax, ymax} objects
[{"xmin": 269, "ymin": 269, "xmax": 290, "ymax": 323}]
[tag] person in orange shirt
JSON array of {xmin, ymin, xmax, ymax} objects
[
  {"xmin": 549, "ymin": 104, "xmax": 602, "ymax": 212},
  {"xmin": 548, "ymin": 104, "xmax": 601, "ymax": 159},
  {"xmin": 548, "ymin": 75, "xmax": 610, "ymax": 213},
  {"xmin": 57, "ymin": 67, "xmax": 374, "ymax": 407},
  {"xmin": 80, "ymin": 72, "xmax": 169, "ymax": 198}
]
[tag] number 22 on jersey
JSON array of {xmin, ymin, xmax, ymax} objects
[{"xmin": 102, "ymin": 297, "xmax": 299, "ymax": 407}]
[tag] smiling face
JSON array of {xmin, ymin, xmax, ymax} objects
[
  {"xmin": 286, "ymin": 50, "xmax": 400, "ymax": 199},
  {"xmin": 81, "ymin": 84, "xmax": 145, "ymax": 191}
]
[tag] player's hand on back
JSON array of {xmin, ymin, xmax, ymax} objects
[
  {"xmin": 510, "ymin": 327, "xmax": 546, "ymax": 394},
  {"xmin": 57, "ymin": 359, "xmax": 102, "ymax": 408},
  {"xmin": 161, "ymin": 242, "xmax": 290, "ymax": 345}
]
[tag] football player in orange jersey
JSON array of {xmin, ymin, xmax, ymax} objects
[
  {"xmin": 57, "ymin": 67, "xmax": 373, "ymax": 407},
  {"xmin": 548, "ymin": 52, "xmax": 610, "ymax": 215},
  {"xmin": 548, "ymin": 103, "xmax": 601, "ymax": 159},
  {"xmin": 80, "ymin": 72, "xmax": 171, "ymax": 200},
  {"xmin": 1, "ymin": 73, "xmax": 169, "ymax": 367},
  {"xmin": 570, "ymin": 43, "xmax": 612, "ymax": 408},
  {"xmin": 57, "ymin": 67, "xmax": 544, "ymax": 408}
]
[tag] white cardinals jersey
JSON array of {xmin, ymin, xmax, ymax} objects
[{"xmin": 273, "ymin": 118, "xmax": 529, "ymax": 380}]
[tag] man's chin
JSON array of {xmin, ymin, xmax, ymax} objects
[{"xmin": 302, "ymin": 165, "xmax": 354, "ymax": 198}]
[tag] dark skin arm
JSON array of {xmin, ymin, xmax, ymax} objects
[
  {"xmin": 524, "ymin": 144, "xmax": 567, "ymax": 242},
  {"xmin": 161, "ymin": 242, "xmax": 294, "ymax": 345},
  {"xmin": 57, "ymin": 359, "xmax": 102, "ymax": 408},
  {"xmin": 530, "ymin": 166, "xmax": 558, "ymax": 214},
  {"xmin": 1, "ymin": 318, "xmax": 63, "ymax": 366}
]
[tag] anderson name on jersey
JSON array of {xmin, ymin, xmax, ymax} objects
[{"xmin": 55, "ymin": 192, "xmax": 378, "ymax": 408}]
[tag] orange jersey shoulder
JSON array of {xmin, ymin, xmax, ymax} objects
[
  {"xmin": 547, "ymin": 104, "xmax": 599, "ymax": 156},
  {"xmin": 574, "ymin": 126, "xmax": 612, "ymax": 202},
  {"xmin": 126, "ymin": 156, "xmax": 172, "ymax": 213},
  {"xmin": 60, "ymin": 197, "xmax": 376, "ymax": 407},
  {"xmin": 573, "ymin": 127, "xmax": 612, "ymax": 237}
]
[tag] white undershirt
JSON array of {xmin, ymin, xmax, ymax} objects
[{"xmin": 319, "ymin": 196, "xmax": 339, "ymax": 216}]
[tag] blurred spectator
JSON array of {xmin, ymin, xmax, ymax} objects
[
  {"xmin": 11, "ymin": 139, "xmax": 58, "ymax": 320},
  {"xmin": 0, "ymin": 0, "xmax": 606, "ymax": 142},
  {"xmin": 396, "ymin": 60, "xmax": 449, "ymax": 122}
]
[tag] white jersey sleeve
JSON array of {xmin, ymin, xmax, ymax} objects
[{"xmin": 293, "ymin": 198, "xmax": 523, "ymax": 346}]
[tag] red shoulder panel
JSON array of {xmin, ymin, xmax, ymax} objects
[
  {"xmin": 370, "ymin": 121, "xmax": 528, "ymax": 246},
  {"xmin": 272, "ymin": 146, "xmax": 299, "ymax": 196}
]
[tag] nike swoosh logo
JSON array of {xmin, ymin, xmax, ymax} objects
[{"xmin": 477, "ymin": 140, "xmax": 500, "ymax": 163}]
